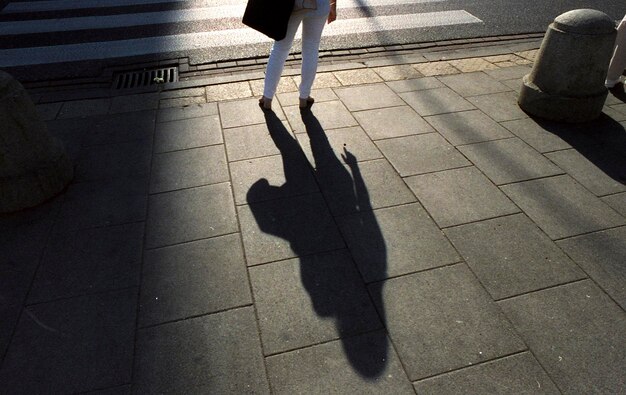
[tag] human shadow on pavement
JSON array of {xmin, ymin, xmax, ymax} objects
[
  {"xmin": 246, "ymin": 108, "xmax": 388, "ymax": 379},
  {"xmin": 535, "ymin": 113, "xmax": 625, "ymax": 186}
]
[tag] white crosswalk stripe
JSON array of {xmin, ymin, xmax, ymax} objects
[{"xmin": 0, "ymin": 0, "xmax": 483, "ymax": 68}]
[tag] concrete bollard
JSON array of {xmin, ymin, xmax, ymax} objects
[
  {"xmin": 518, "ymin": 9, "xmax": 617, "ymax": 122},
  {"xmin": 0, "ymin": 71, "xmax": 73, "ymax": 213}
]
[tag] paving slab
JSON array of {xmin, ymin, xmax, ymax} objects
[
  {"xmin": 140, "ymin": 234, "xmax": 252, "ymax": 327},
  {"xmin": 376, "ymin": 133, "xmax": 470, "ymax": 177},
  {"xmin": 385, "ymin": 76, "xmax": 444, "ymax": 93},
  {"xmin": 224, "ymin": 122, "xmax": 291, "ymax": 162},
  {"xmin": 353, "ymin": 105, "xmax": 435, "ymax": 140},
  {"xmin": 145, "ymin": 182, "xmax": 238, "ymax": 249},
  {"xmin": 458, "ymin": 137, "xmax": 563, "ymax": 185},
  {"xmin": 74, "ymin": 139, "xmax": 152, "ymax": 182},
  {"xmin": 238, "ymin": 193, "xmax": 344, "ymax": 266},
  {"xmin": 334, "ymin": 83, "xmax": 405, "ymax": 111},
  {"xmin": 84, "ymin": 385, "xmax": 131, "ymax": 395},
  {"xmin": 316, "ymin": 159, "xmax": 417, "ymax": 216},
  {"xmin": 400, "ymin": 87, "xmax": 475, "ymax": 116},
  {"xmin": 468, "ymin": 91, "xmax": 528, "ymax": 122},
  {"xmin": 338, "ymin": 203, "xmax": 460, "ymax": 283},
  {"xmin": 230, "ymin": 154, "xmax": 318, "ymax": 205},
  {"xmin": 54, "ymin": 177, "xmax": 149, "ymax": 231},
  {"xmin": 109, "ymin": 93, "xmax": 159, "ymax": 114},
  {"xmin": 414, "ymin": 352, "xmax": 559, "ymax": 395},
  {"xmin": 205, "ymin": 81, "xmax": 253, "ymax": 102},
  {"xmin": 134, "ymin": 307, "xmax": 269, "ymax": 394},
  {"xmin": 149, "ymin": 145, "xmax": 228, "ymax": 193},
  {"xmin": 438, "ymin": 72, "xmax": 511, "ymax": 97},
  {"xmin": 35, "ymin": 102, "xmax": 62, "ymax": 121},
  {"xmin": 78, "ymin": 110, "xmax": 156, "ymax": 147},
  {"xmin": 376, "ymin": 264, "xmax": 526, "ymax": 381},
  {"xmin": 219, "ymin": 98, "xmax": 285, "ymax": 129},
  {"xmin": 501, "ymin": 175, "xmax": 626, "ymax": 240},
  {"xmin": 500, "ymin": 118, "xmax": 571, "ymax": 153},
  {"xmin": 276, "ymin": 88, "xmax": 338, "ymax": 107},
  {"xmin": 296, "ymin": 126, "xmax": 383, "ymax": 167},
  {"xmin": 602, "ymin": 192, "xmax": 626, "ymax": 216},
  {"xmin": 499, "ymin": 280, "xmax": 626, "ymax": 394},
  {"xmin": 545, "ymin": 149, "xmax": 626, "ymax": 197},
  {"xmin": 557, "ymin": 227, "xmax": 626, "ymax": 310},
  {"xmin": 333, "ymin": 69, "xmax": 383, "ymax": 85},
  {"xmin": 154, "ymin": 114, "xmax": 222, "ymax": 153},
  {"xmin": 28, "ymin": 222, "xmax": 144, "ymax": 303},
  {"xmin": 483, "ymin": 65, "xmax": 532, "ymax": 81},
  {"xmin": 58, "ymin": 98, "xmax": 111, "ymax": 119},
  {"xmin": 425, "ymin": 110, "xmax": 513, "ymax": 146},
  {"xmin": 405, "ymin": 166, "xmax": 520, "ymax": 228},
  {"xmin": 284, "ymin": 100, "xmax": 358, "ymax": 133},
  {"xmin": 156, "ymin": 102, "xmax": 218, "ymax": 123},
  {"xmin": 249, "ymin": 250, "xmax": 381, "ymax": 355},
  {"xmin": 372, "ymin": 64, "xmax": 423, "ymax": 81},
  {"xmin": 0, "ymin": 289, "xmax": 136, "ymax": 394},
  {"xmin": 266, "ymin": 331, "xmax": 414, "ymax": 394},
  {"xmin": 444, "ymin": 214, "xmax": 585, "ymax": 300}
]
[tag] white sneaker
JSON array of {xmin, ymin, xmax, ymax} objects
[{"xmin": 605, "ymin": 77, "xmax": 622, "ymax": 88}]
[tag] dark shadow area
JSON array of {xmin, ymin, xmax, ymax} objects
[
  {"xmin": 534, "ymin": 113, "xmax": 626, "ymax": 186},
  {"xmin": 246, "ymin": 108, "xmax": 388, "ymax": 379}
]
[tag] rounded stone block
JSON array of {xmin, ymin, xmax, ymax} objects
[
  {"xmin": 0, "ymin": 71, "xmax": 73, "ymax": 213},
  {"xmin": 519, "ymin": 9, "xmax": 616, "ymax": 122}
]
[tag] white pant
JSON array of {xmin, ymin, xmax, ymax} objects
[
  {"xmin": 607, "ymin": 15, "xmax": 626, "ymax": 81},
  {"xmin": 263, "ymin": 3, "xmax": 330, "ymax": 99}
]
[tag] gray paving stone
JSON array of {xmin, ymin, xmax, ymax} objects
[
  {"xmin": 149, "ymin": 145, "xmax": 228, "ymax": 193},
  {"xmin": 338, "ymin": 203, "xmax": 460, "ymax": 283},
  {"xmin": 224, "ymin": 122, "xmax": 291, "ymax": 162},
  {"xmin": 276, "ymin": 88, "xmax": 338, "ymax": 107},
  {"xmin": 459, "ymin": 138, "xmax": 563, "ymax": 185},
  {"xmin": 154, "ymin": 115, "xmax": 222, "ymax": 153},
  {"xmin": 55, "ymin": 177, "xmax": 149, "ymax": 230},
  {"xmin": 35, "ymin": 102, "xmax": 61, "ymax": 121},
  {"xmin": 156, "ymin": 102, "xmax": 218, "ymax": 123},
  {"xmin": 0, "ymin": 289, "xmax": 136, "ymax": 394},
  {"xmin": 557, "ymin": 227, "xmax": 626, "ymax": 310},
  {"xmin": 545, "ymin": 149, "xmax": 626, "ymax": 197},
  {"xmin": 266, "ymin": 331, "xmax": 414, "ymax": 394},
  {"xmin": 438, "ymin": 72, "xmax": 511, "ymax": 97},
  {"xmin": 376, "ymin": 133, "xmax": 470, "ymax": 177},
  {"xmin": 145, "ymin": 183, "xmax": 237, "ymax": 249},
  {"xmin": 483, "ymin": 65, "xmax": 533, "ymax": 81},
  {"xmin": 498, "ymin": 280, "xmax": 626, "ymax": 394},
  {"xmin": 134, "ymin": 307, "xmax": 269, "ymax": 394},
  {"xmin": 317, "ymin": 159, "xmax": 417, "ymax": 216},
  {"xmin": 84, "ymin": 384, "xmax": 131, "ymax": 395},
  {"xmin": 377, "ymin": 264, "xmax": 526, "ymax": 381},
  {"xmin": 414, "ymin": 352, "xmax": 559, "ymax": 395},
  {"xmin": 385, "ymin": 76, "xmax": 444, "ymax": 93},
  {"xmin": 75, "ymin": 139, "xmax": 152, "ymax": 182},
  {"xmin": 353, "ymin": 105, "xmax": 435, "ymax": 140},
  {"xmin": 58, "ymin": 98, "xmax": 111, "ymax": 119},
  {"xmin": 296, "ymin": 126, "xmax": 383, "ymax": 168},
  {"xmin": 444, "ymin": 214, "xmax": 585, "ymax": 300},
  {"xmin": 109, "ymin": 93, "xmax": 159, "ymax": 114},
  {"xmin": 400, "ymin": 87, "xmax": 475, "ymax": 116},
  {"xmin": 501, "ymin": 175, "xmax": 626, "ymax": 239},
  {"xmin": 80, "ymin": 110, "xmax": 156, "ymax": 147},
  {"xmin": 230, "ymin": 154, "xmax": 318, "ymax": 205},
  {"xmin": 284, "ymin": 100, "xmax": 358, "ymax": 133},
  {"xmin": 405, "ymin": 167, "xmax": 520, "ymax": 228},
  {"xmin": 500, "ymin": 118, "xmax": 571, "ymax": 153},
  {"xmin": 238, "ymin": 193, "xmax": 344, "ymax": 266},
  {"xmin": 425, "ymin": 110, "xmax": 513, "ymax": 146},
  {"xmin": 602, "ymin": 192, "xmax": 626, "ymax": 216},
  {"xmin": 502, "ymin": 78, "xmax": 523, "ymax": 93},
  {"xmin": 140, "ymin": 234, "xmax": 252, "ymax": 327},
  {"xmin": 0, "ymin": 305, "xmax": 20, "ymax": 361},
  {"xmin": 219, "ymin": 98, "xmax": 285, "ymax": 129},
  {"xmin": 28, "ymin": 222, "xmax": 144, "ymax": 303},
  {"xmin": 468, "ymin": 91, "xmax": 528, "ymax": 122},
  {"xmin": 333, "ymin": 83, "xmax": 405, "ymax": 111},
  {"xmin": 249, "ymin": 250, "xmax": 381, "ymax": 355}
]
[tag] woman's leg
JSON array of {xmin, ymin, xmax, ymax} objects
[
  {"xmin": 606, "ymin": 16, "xmax": 626, "ymax": 85},
  {"xmin": 299, "ymin": 13, "xmax": 328, "ymax": 99},
  {"xmin": 263, "ymin": 13, "xmax": 305, "ymax": 99}
]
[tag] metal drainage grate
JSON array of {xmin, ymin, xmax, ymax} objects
[{"xmin": 112, "ymin": 66, "xmax": 178, "ymax": 90}]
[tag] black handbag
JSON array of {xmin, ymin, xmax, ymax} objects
[{"xmin": 242, "ymin": 0, "xmax": 296, "ymax": 41}]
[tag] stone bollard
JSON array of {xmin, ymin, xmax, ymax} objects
[
  {"xmin": 518, "ymin": 9, "xmax": 616, "ymax": 122},
  {"xmin": 0, "ymin": 71, "xmax": 73, "ymax": 213}
]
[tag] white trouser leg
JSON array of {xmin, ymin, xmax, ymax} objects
[
  {"xmin": 299, "ymin": 14, "xmax": 328, "ymax": 99},
  {"xmin": 606, "ymin": 16, "xmax": 626, "ymax": 82},
  {"xmin": 263, "ymin": 13, "xmax": 305, "ymax": 99}
]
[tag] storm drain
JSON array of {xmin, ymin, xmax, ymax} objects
[{"xmin": 112, "ymin": 66, "xmax": 178, "ymax": 90}]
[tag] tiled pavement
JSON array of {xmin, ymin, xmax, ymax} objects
[{"xmin": 1, "ymin": 41, "xmax": 626, "ymax": 394}]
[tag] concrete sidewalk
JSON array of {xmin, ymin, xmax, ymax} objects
[{"xmin": 1, "ymin": 38, "xmax": 625, "ymax": 394}]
